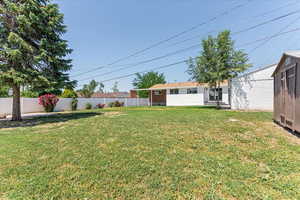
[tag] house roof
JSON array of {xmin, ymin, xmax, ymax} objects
[
  {"xmin": 235, "ymin": 63, "xmax": 277, "ymax": 79},
  {"xmin": 149, "ymin": 81, "xmax": 228, "ymax": 90},
  {"xmin": 272, "ymin": 51, "xmax": 300, "ymax": 77},
  {"xmin": 90, "ymin": 92, "xmax": 130, "ymax": 98}
]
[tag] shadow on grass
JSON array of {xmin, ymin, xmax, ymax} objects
[
  {"xmin": 0, "ymin": 112, "xmax": 101, "ymax": 129},
  {"xmin": 273, "ymin": 120, "xmax": 300, "ymax": 139},
  {"xmin": 182, "ymin": 106, "xmax": 230, "ymax": 110}
]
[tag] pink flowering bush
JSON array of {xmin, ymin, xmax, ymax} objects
[{"xmin": 39, "ymin": 94, "xmax": 59, "ymax": 112}]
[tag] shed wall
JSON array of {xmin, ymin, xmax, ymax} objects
[{"xmin": 273, "ymin": 55, "xmax": 300, "ymax": 132}]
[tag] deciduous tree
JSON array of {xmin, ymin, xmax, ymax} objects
[
  {"xmin": 133, "ymin": 71, "xmax": 166, "ymax": 98},
  {"xmin": 77, "ymin": 80, "xmax": 99, "ymax": 98},
  {"xmin": 187, "ymin": 30, "xmax": 251, "ymax": 108}
]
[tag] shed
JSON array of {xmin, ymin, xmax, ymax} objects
[
  {"xmin": 231, "ymin": 64, "xmax": 277, "ymax": 110},
  {"xmin": 272, "ymin": 51, "xmax": 300, "ymax": 132}
]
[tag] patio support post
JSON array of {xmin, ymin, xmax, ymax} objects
[{"xmin": 150, "ymin": 90, "xmax": 153, "ymax": 107}]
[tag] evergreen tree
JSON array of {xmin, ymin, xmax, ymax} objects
[
  {"xmin": 187, "ymin": 30, "xmax": 251, "ymax": 108},
  {"xmin": 0, "ymin": 0, "xmax": 74, "ymax": 121}
]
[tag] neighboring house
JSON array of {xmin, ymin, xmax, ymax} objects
[
  {"xmin": 273, "ymin": 51, "xmax": 300, "ymax": 133},
  {"xmin": 146, "ymin": 81, "xmax": 229, "ymax": 106},
  {"xmin": 231, "ymin": 64, "xmax": 277, "ymax": 111},
  {"xmin": 90, "ymin": 92, "xmax": 130, "ymax": 98}
]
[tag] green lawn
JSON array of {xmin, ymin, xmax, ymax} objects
[{"xmin": 0, "ymin": 107, "xmax": 299, "ymax": 200}]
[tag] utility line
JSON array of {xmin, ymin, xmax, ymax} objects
[
  {"xmin": 77, "ymin": 59, "xmax": 189, "ymax": 87},
  {"xmin": 71, "ymin": 0, "xmax": 253, "ymax": 78},
  {"xmin": 77, "ymin": 27, "xmax": 300, "ymax": 87},
  {"xmin": 164, "ymin": 0, "xmax": 300, "ymax": 49},
  {"xmin": 76, "ymin": 10, "xmax": 300, "ymax": 82},
  {"xmin": 248, "ymin": 15, "xmax": 300, "ymax": 53},
  {"xmin": 77, "ymin": 45, "xmax": 199, "ymax": 82},
  {"xmin": 232, "ymin": 9, "xmax": 300, "ymax": 35}
]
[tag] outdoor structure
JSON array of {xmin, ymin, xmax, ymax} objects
[
  {"xmin": 273, "ymin": 51, "xmax": 300, "ymax": 133},
  {"xmin": 231, "ymin": 64, "xmax": 277, "ymax": 110},
  {"xmin": 137, "ymin": 81, "xmax": 229, "ymax": 106},
  {"xmin": 0, "ymin": 97, "xmax": 149, "ymax": 115}
]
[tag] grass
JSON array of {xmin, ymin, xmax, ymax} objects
[{"xmin": 0, "ymin": 107, "xmax": 299, "ymax": 200}]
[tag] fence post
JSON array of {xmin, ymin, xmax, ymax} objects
[
  {"xmin": 21, "ymin": 97, "xmax": 24, "ymax": 114},
  {"xmin": 125, "ymin": 98, "xmax": 128, "ymax": 107}
]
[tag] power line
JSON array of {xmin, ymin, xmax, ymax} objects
[
  {"xmin": 76, "ymin": 10, "xmax": 300, "ymax": 83},
  {"xmin": 77, "ymin": 60, "xmax": 190, "ymax": 87},
  {"xmin": 237, "ymin": 27, "xmax": 300, "ymax": 48},
  {"xmin": 77, "ymin": 27, "xmax": 300, "ymax": 87},
  {"xmin": 78, "ymin": 27, "xmax": 300, "ymax": 82},
  {"xmin": 71, "ymin": 0, "xmax": 253, "ymax": 78},
  {"xmin": 248, "ymin": 15, "xmax": 300, "ymax": 53},
  {"xmin": 161, "ymin": 0, "xmax": 300, "ymax": 49},
  {"xmin": 232, "ymin": 9, "xmax": 300, "ymax": 35},
  {"xmin": 252, "ymin": 0, "xmax": 299, "ymax": 18},
  {"xmin": 77, "ymin": 45, "xmax": 199, "ymax": 82}
]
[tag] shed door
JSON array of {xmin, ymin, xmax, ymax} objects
[{"xmin": 284, "ymin": 65, "xmax": 296, "ymax": 128}]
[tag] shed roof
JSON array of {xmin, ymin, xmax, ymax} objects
[
  {"xmin": 285, "ymin": 51, "xmax": 300, "ymax": 58},
  {"xmin": 272, "ymin": 51, "xmax": 300, "ymax": 77},
  {"xmin": 149, "ymin": 81, "xmax": 228, "ymax": 90}
]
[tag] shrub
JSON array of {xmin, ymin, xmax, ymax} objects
[
  {"xmin": 108, "ymin": 101, "xmax": 124, "ymax": 108},
  {"xmin": 85, "ymin": 103, "xmax": 92, "ymax": 110},
  {"xmin": 71, "ymin": 98, "xmax": 78, "ymax": 111},
  {"xmin": 61, "ymin": 89, "xmax": 78, "ymax": 98},
  {"xmin": 39, "ymin": 94, "xmax": 59, "ymax": 112},
  {"xmin": 21, "ymin": 90, "xmax": 39, "ymax": 98},
  {"xmin": 96, "ymin": 104, "xmax": 105, "ymax": 109}
]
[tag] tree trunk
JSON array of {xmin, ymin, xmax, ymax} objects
[
  {"xmin": 216, "ymin": 81, "xmax": 221, "ymax": 109},
  {"xmin": 12, "ymin": 84, "xmax": 22, "ymax": 121}
]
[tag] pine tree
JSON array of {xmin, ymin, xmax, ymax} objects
[
  {"xmin": 0, "ymin": 0, "xmax": 74, "ymax": 120},
  {"xmin": 188, "ymin": 30, "xmax": 251, "ymax": 108}
]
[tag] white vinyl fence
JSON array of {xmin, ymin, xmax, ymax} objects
[{"xmin": 0, "ymin": 97, "xmax": 149, "ymax": 115}]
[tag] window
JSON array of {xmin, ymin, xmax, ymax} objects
[
  {"xmin": 285, "ymin": 57, "xmax": 292, "ymax": 66},
  {"xmin": 154, "ymin": 90, "xmax": 162, "ymax": 96},
  {"xmin": 286, "ymin": 67, "xmax": 295, "ymax": 95},
  {"xmin": 187, "ymin": 88, "xmax": 198, "ymax": 94},
  {"xmin": 170, "ymin": 89, "xmax": 179, "ymax": 95},
  {"xmin": 209, "ymin": 88, "xmax": 222, "ymax": 101}
]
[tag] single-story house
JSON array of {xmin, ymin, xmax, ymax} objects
[
  {"xmin": 145, "ymin": 81, "xmax": 229, "ymax": 106},
  {"xmin": 231, "ymin": 64, "xmax": 277, "ymax": 110}
]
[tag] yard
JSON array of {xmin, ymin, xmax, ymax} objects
[{"xmin": 0, "ymin": 107, "xmax": 299, "ymax": 200}]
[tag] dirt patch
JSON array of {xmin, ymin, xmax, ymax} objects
[{"xmin": 104, "ymin": 112, "xmax": 127, "ymax": 118}]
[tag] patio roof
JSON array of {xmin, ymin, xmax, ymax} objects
[{"xmin": 148, "ymin": 81, "xmax": 228, "ymax": 90}]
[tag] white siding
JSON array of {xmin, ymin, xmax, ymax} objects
[
  {"xmin": 166, "ymin": 86, "xmax": 229, "ymax": 106},
  {"xmin": 166, "ymin": 87, "xmax": 205, "ymax": 106},
  {"xmin": 222, "ymin": 86, "xmax": 229, "ymax": 105},
  {"xmin": 231, "ymin": 65, "xmax": 276, "ymax": 110}
]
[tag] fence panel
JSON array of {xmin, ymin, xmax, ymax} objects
[{"xmin": 0, "ymin": 97, "xmax": 149, "ymax": 115}]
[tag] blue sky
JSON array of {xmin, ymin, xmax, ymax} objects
[{"xmin": 54, "ymin": 0, "xmax": 300, "ymax": 91}]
